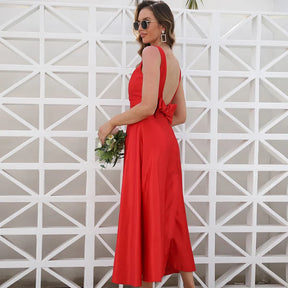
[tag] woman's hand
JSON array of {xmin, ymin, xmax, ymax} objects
[
  {"xmin": 111, "ymin": 127, "xmax": 119, "ymax": 135},
  {"xmin": 98, "ymin": 121, "xmax": 116, "ymax": 144}
]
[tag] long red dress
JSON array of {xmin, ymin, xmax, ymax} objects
[{"xmin": 112, "ymin": 46, "xmax": 196, "ymax": 287}]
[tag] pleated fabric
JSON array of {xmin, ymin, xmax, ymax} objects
[{"xmin": 112, "ymin": 46, "xmax": 196, "ymax": 287}]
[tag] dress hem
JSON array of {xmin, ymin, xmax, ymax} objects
[{"xmin": 111, "ymin": 268, "xmax": 196, "ymax": 287}]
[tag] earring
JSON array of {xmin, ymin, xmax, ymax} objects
[{"xmin": 161, "ymin": 30, "xmax": 167, "ymax": 43}]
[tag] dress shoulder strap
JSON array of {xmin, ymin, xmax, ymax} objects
[{"xmin": 155, "ymin": 46, "xmax": 167, "ymax": 99}]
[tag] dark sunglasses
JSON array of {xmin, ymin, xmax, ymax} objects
[{"xmin": 133, "ymin": 20, "xmax": 156, "ymax": 31}]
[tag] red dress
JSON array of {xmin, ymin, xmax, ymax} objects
[{"xmin": 112, "ymin": 46, "xmax": 195, "ymax": 287}]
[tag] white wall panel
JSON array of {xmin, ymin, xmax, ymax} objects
[{"xmin": 0, "ymin": 1, "xmax": 287, "ymax": 287}]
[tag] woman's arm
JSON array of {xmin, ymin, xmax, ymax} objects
[
  {"xmin": 98, "ymin": 46, "xmax": 161, "ymax": 144},
  {"xmin": 171, "ymin": 79, "xmax": 187, "ymax": 126}
]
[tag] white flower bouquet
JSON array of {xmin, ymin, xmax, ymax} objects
[{"xmin": 95, "ymin": 129, "xmax": 127, "ymax": 168}]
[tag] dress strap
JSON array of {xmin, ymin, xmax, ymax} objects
[
  {"xmin": 155, "ymin": 46, "xmax": 167, "ymax": 100},
  {"xmin": 171, "ymin": 70, "xmax": 181, "ymax": 103}
]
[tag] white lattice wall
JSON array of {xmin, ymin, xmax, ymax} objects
[{"xmin": 0, "ymin": 1, "xmax": 288, "ymax": 288}]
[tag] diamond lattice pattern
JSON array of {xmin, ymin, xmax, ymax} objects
[{"xmin": 0, "ymin": 3, "xmax": 288, "ymax": 288}]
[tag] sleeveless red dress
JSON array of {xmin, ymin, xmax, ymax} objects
[{"xmin": 112, "ymin": 46, "xmax": 195, "ymax": 287}]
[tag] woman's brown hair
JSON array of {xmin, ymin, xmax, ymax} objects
[{"xmin": 134, "ymin": 1, "xmax": 175, "ymax": 56}]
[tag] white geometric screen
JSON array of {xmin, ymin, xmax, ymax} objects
[{"xmin": 0, "ymin": 2, "xmax": 288, "ymax": 288}]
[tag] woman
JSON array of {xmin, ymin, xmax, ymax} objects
[{"xmin": 98, "ymin": 1, "xmax": 196, "ymax": 287}]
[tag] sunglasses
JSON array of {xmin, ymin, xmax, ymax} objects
[{"xmin": 133, "ymin": 20, "xmax": 157, "ymax": 31}]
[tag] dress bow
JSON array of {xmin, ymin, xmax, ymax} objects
[{"xmin": 156, "ymin": 98, "xmax": 177, "ymax": 124}]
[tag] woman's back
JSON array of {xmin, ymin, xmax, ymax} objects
[{"xmin": 161, "ymin": 48, "xmax": 181, "ymax": 105}]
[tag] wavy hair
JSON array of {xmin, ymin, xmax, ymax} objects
[{"xmin": 134, "ymin": 1, "xmax": 175, "ymax": 56}]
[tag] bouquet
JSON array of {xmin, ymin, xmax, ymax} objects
[{"xmin": 95, "ymin": 129, "xmax": 127, "ymax": 168}]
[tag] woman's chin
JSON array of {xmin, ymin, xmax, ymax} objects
[{"xmin": 141, "ymin": 37, "xmax": 149, "ymax": 44}]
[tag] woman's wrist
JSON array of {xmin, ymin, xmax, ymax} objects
[{"xmin": 109, "ymin": 118, "xmax": 116, "ymax": 129}]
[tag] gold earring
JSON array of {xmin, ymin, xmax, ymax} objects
[{"xmin": 161, "ymin": 30, "xmax": 167, "ymax": 43}]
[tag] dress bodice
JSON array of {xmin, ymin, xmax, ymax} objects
[{"xmin": 128, "ymin": 46, "xmax": 180, "ymax": 124}]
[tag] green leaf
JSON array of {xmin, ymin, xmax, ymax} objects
[{"xmin": 186, "ymin": 0, "xmax": 203, "ymax": 9}]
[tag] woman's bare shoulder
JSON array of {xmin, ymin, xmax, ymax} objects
[{"xmin": 141, "ymin": 46, "xmax": 161, "ymax": 70}]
